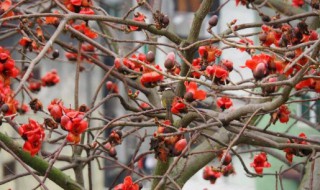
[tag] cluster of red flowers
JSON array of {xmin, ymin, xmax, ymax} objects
[
  {"xmin": 203, "ymin": 150, "xmax": 235, "ymax": 184},
  {"xmin": 0, "ymin": 0, "xmax": 14, "ymax": 18},
  {"xmin": 0, "ymin": 47, "xmax": 20, "ymax": 116},
  {"xmin": 61, "ymin": 110, "xmax": 88, "ymax": 143},
  {"xmin": 19, "ymin": 119, "xmax": 45, "ymax": 156},
  {"xmin": 47, "ymin": 99, "xmax": 88, "ymax": 144},
  {"xmin": 170, "ymin": 81, "xmax": 207, "ymax": 115},
  {"xmin": 41, "ymin": 69, "xmax": 60, "ymax": 87},
  {"xmin": 114, "ymin": 52, "xmax": 164, "ymax": 88},
  {"xmin": 259, "ymin": 23, "xmax": 318, "ymax": 48},
  {"xmin": 250, "ymin": 152, "xmax": 271, "ymax": 174},
  {"xmin": 114, "ymin": 176, "xmax": 140, "ymax": 190},
  {"xmin": 195, "ymin": 45, "xmax": 233, "ymax": 85},
  {"xmin": 73, "ymin": 22, "xmax": 98, "ymax": 39},
  {"xmin": 283, "ymin": 133, "xmax": 311, "ymax": 163},
  {"xmin": 64, "ymin": 0, "xmax": 94, "ymax": 15},
  {"xmin": 150, "ymin": 120, "xmax": 187, "ymax": 162}
]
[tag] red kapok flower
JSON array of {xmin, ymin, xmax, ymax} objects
[
  {"xmin": 244, "ymin": 53, "xmax": 274, "ymax": 80},
  {"xmin": 238, "ymin": 38, "xmax": 254, "ymax": 52},
  {"xmin": 184, "ymin": 81, "xmax": 206, "ymax": 101},
  {"xmin": 48, "ymin": 99, "xmax": 64, "ymax": 122},
  {"xmin": 198, "ymin": 46, "xmax": 222, "ymax": 63},
  {"xmin": 73, "ymin": 22, "xmax": 98, "ymax": 39},
  {"xmin": 114, "ymin": 176, "xmax": 139, "ymax": 190},
  {"xmin": 0, "ymin": 0, "xmax": 15, "ymax": 18},
  {"xmin": 250, "ymin": 152, "xmax": 271, "ymax": 174},
  {"xmin": 216, "ymin": 96, "xmax": 233, "ymax": 110},
  {"xmin": 61, "ymin": 111, "xmax": 88, "ymax": 144},
  {"xmin": 203, "ymin": 166, "xmax": 221, "ymax": 184},
  {"xmin": 19, "ymin": 119, "xmax": 45, "ymax": 156},
  {"xmin": 140, "ymin": 65, "xmax": 163, "ymax": 87},
  {"xmin": 28, "ymin": 81, "xmax": 42, "ymax": 93},
  {"xmin": 191, "ymin": 58, "xmax": 202, "ymax": 79},
  {"xmin": 16, "ymin": 102, "xmax": 29, "ymax": 114},
  {"xmin": 106, "ymin": 81, "xmax": 119, "ymax": 93},
  {"xmin": 283, "ymin": 133, "xmax": 310, "ymax": 163},
  {"xmin": 292, "ymin": 0, "xmax": 304, "ymax": 7},
  {"xmin": 171, "ymin": 97, "xmax": 187, "ymax": 114},
  {"xmin": 277, "ymin": 105, "xmax": 291, "ymax": 123},
  {"xmin": 45, "ymin": 10, "xmax": 60, "ymax": 25},
  {"xmin": 129, "ymin": 12, "xmax": 146, "ymax": 31},
  {"xmin": 205, "ymin": 65, "xmax": 229, "ymax": 82},
  {"xmin": 41, "ymin": 69, "xmax": 60, "ymax": 87},
  {"xmin": 79, "ymin": 7, "xmax": 94, "ymax": 15}
]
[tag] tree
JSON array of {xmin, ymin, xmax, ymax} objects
[{"xmin": 0, "ymin": 0, "xmax": 320, "ymax": 189}]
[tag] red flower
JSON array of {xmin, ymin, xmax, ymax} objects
[
  {"xmin": 0, "ymin": 49, "xmax": 19, "ymax": 79},
  {"xmin": 28, "ymin": 81, "xmax": 42, "ymax": 93},
  {"xmin": 48, "ymin": 99, "xmax": 64, "ymax": 122},
  {"xmin": 174, "ymin": 138, "xmax": 187, "ymax": 154},
  {"xmin": 222, "ymin": 164, "xmax": 235, "ymax": 176},
  {"xmin": 139, "ymin": 102, "xmax": 151, "ymax": 110},
  {"xmin": 235, "ymin": 0, "xmax": 247, "ymax": 6},
  {"xmin": 191, "ymin": 58, "xmax": 202, "ymax": 79},
  {"xmin": 0, "ymin": 0, "xmax": 14, "ymax": 18},
  {"xmin": 221, "ymin": 59, "xmax": 233, "ymax": 72},
  {"xmin": 216, "ymin": 97, "xmax": 233, "ymax": 110},
  {"xmin": 238, "ymin": 38, "xmax": 254, "ymax": 52},
  {"xmin": 16, "ymin": 103, "xmax": 29, "ymax": 114},
  {"xmin": 205, "ymin": 65, "xmax": 229, "ymax": 82},
  {"xmin": 140, "ymin": 65, "xmax": 163, "ymax": 87},
  {"xmin": 292, "ymin": 0, "xmax": 304, "ymax": 7},
  {"xmin": 70, "ymin": 0, "xmax": 81, "ymax": 6},
  {"xmin": 277, "ymin": 105, "xmax": 290, "ymax": 123},
  {"xmin": 19, "ymin": 119, "xmax": 45, "ymax": 156},
  {"xmin": 295, "ymin": 78, "xmax": 314, "ymax": 91},
  {"xmin": 283, "ymin": 133, "xmax": 310, "ymax": 163},
  {"xmin": 250, "ymin": 152, "xmax": 271, "ymax": 174},
  {"xmin": 79, "ymin": 7, "xmax": 94, "ymax": 15},
  {"xmin": 64, "ymin": 0, "xmax": 94, "ymax": 14},
  {"xmin": 41, "ymin": 69, "xmax": 60, "ymax": 87},
  {"xmin": 171, "ymin": 97, "xmax": 187, "ymax": 114},
  {"xmin": 106, "ymin": 81, "xmax": 119, "ymax": 93},
  {"xmin": 19, "ymin": 37, "xmax": 32, "ymax": 47},
  {"xmin": 65, "ymin": 52, "xmax": 78, "ymax": 61},
  {"xmin": 114, "ymin": 176, "xmax": 139, "ymax": 190},
  {"xmin": 73, "ymin": 22, "xmax": 98, "ymax": 39},
  {"xmin": 203, "ymin": 166, "xmax": 221, "ymax": 184},
  {"xmin": 129, "ymin": 12, "xmax": 146, "ymax": 31},
  {"xmin": 45, "ymin": 10, "xmax": 60, "ymax": 25},
  {"xmin": 61, "ymin": 111, "xmax": 88, "ymax": 144},
  {"xmin": 184, "ymin": 81, "xmax": 206, "ymax": 101},
  {"xmin": 218, "ymin": 150, "xmax": 232, "ymax": 166},
  {"xmin": 244, "ymin": 53, "xmax": 274, "ymax": 80},
  {"xmin": 198, "ymin": 46, "xmax": 222, "ymax": 63}
]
